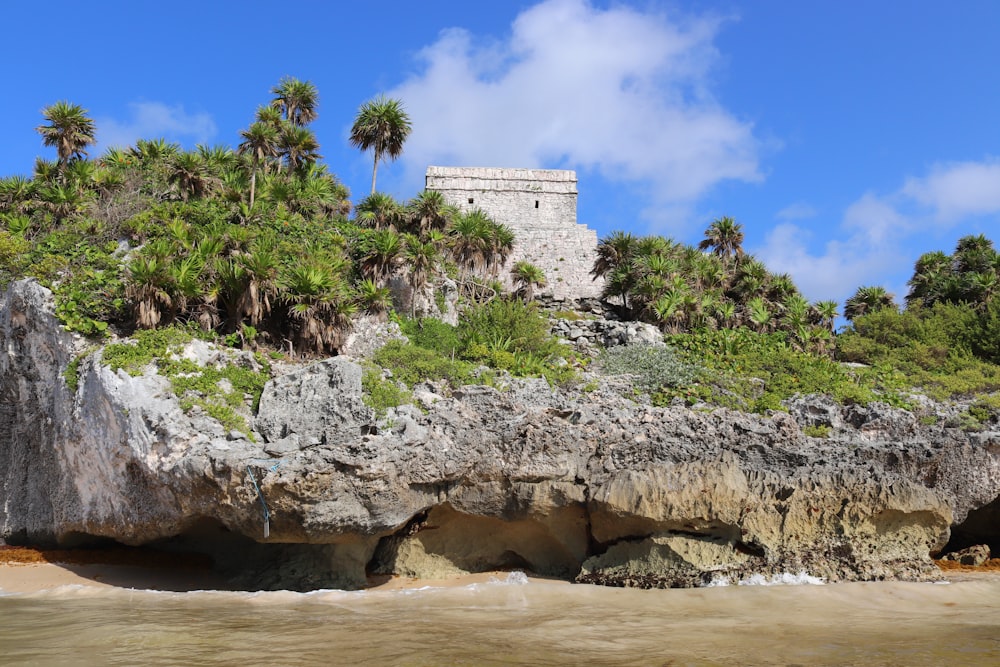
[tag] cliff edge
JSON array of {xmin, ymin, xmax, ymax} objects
[{"xmin": 3, "ymin": 280, "xmax": 999, "ymax": 590}]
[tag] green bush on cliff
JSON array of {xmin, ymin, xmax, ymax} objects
[
  {"xmin": 102, "ymin": 324, "xmax": 271, "ymax": 434},
  {"xmin": 659, "ymin": 327, "xmax": 907, "ymax": 412},
  {"xmin": 457, "ymin": 298, "xmax": 577, "ymax": 385},
  {"xmin": 371, "ymin": 340, "xmax": 475, "ymax": 388},
  {"xmin": 599, "ymin": 344, "xmax": 696, "ymax": 393},
  {"xmin": 837, "ymin": 302, "xmax": 1000, "ymax": 399}
]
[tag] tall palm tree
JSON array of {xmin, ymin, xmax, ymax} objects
[
  {"xmin": 270, "ymin": 77, "xmax": 319, "ymax": 126},
  {"xmin": 36, "ymin": 102, "xmax": 97, "ymax": 168},
  {"xmin": 349, "ymin": 96, "xmax": 412, "ymax": 194},
  {"xmin": 698, "ymin": 216, "xmax": 745, "ymax": 260}
]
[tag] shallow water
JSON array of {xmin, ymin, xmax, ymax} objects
[{"xmin": 2, "ymin": 573, "xmax": 999, "ymax": 666}]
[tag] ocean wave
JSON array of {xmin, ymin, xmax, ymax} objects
[{"xmin": 707, "ymin": 571, "xmax": 826, "ymax": 587}]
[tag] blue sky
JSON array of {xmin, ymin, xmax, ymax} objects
[{"xmin": 4, "ymin": 0, "xmax": 1000, "ymax": 307}]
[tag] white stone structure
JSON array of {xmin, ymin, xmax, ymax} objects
[{"xmin": 426, "ymin": 166, "xmax": 604, "ymax": 300}]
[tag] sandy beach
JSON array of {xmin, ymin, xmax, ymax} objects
[
  {"xmin": 0, "ymin": 546, "xmax": 559, "ymax": 594},
  {"xmin": 2, "ymin": 545, "xmax": 998, "ymax": 595}
]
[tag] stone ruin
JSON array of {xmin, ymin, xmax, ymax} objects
[{"xmin": 426, "ymin": 166, "xmax": 604, "ymax": 301}]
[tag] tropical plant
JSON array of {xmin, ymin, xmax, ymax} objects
[
  {"xmin": 36, "ymin": 102, "xmax": 97, "ymax": 168},
  {"xmin": 698, "ymin": 215, "xmax": 744, "ymax": 260},
  {"xmin": 270, "ymin": 77, "xmax": 319, "ymax": 127},
  {"xmin": 844, "ymin": 285, "xmax": 896, "ymax": 321},
  {"xmin": 511, "ymin": 260, "xmax": 546, "ymax": 302},
  {"xmin": 237, "ymin": 121, "xmax": 280, "ymax": 209},
  {"xmin": 349, "ymin": 96, "xmax": 412, "ymax": 194}
]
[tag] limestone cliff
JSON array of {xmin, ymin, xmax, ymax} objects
[{"xmin": 2, "ymin": 280, "xmax": 999, "ymax": 590}]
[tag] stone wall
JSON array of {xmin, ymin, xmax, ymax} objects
[{"xmin": 426, "ymin": 166, "xmax": 604, "ymax": 300}]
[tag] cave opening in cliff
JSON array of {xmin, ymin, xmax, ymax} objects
[{"xmin": 941, "ymin": 495, "xmax": 1000, "ymax": 556}]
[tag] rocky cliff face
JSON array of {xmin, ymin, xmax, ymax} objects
[{"xmin": 2, "ymin": 280, "xmax": 999, "ymax": 590}]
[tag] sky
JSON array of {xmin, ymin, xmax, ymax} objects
[{"xmin": 4, "ymin": 0, "xmax": 1000, "ymax": 307}]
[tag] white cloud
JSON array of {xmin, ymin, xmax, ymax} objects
[
  {"xmin": 388, "ymin": 0, "xmax": 761, "ymax": 232},
  {"xmin": 96, "ymin": 102, "xmax": 217, "ymax": 152},
  {"xmin": 775, "ymin": 202, "xmax": 817, "ymax": 221},
  {"xmin": 756, "ymin": 222, "xmax": 909, "ymax": 304},
  {"xmin": 841, "ymin": 192, "xmax": 910, "ymax": 246},
  {"xmin": 900, "ymin": 158, "xmax": 1000, "ymax": 222}
]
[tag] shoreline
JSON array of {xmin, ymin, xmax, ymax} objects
[{"xmin": 3, "ymin": 545, "xmax": 999, "ymax": 595}]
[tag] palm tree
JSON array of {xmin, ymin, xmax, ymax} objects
[
  {"xmin": 406, "ymin": 189, "xmax": 457, "ymax": 236},
  {"xmin": 511, "ymin": 260, "xmax": 546, "ymax": 302},
  {"xmin": 359, "ymin": 229, "xmax": 403, "ymax": 285},
  {"xmin": 127, "ymin": 255, "xmax": 173, "ymax": 329},
  {"xmin": 813, "ymin": 300, "xmax": 839, "ymax": 332},
  {"xmin": 591, "ymin": 231, "xmax": 638, "ymax": 280},
  {"xmin": 131, "ymin": 138, "xmax": 180, "ymax": 164},
  {"xmin": 280, "ymin": 263, "xmax": 353, "ymax": 355},
  {"xmin": 237, "ymin": 241, "xmax": 280, "ymax": 326},
  {"xmin": 168, "ymin": 152, "xmax": 213, "ymax": 200},
  {"xmin": 698, "ymin": 216, "xmax": 744, "ymax": 260},
  {"xmin": 36, "ymin": 102, "xmax": 97, "ymax": 168},
  {"xmin": 270, "ymin": 77, "xmax": 319, "ymax": 126},
  {"xmin": 0, "ymin": 176, "xmax": 35, "ymax": 214},
  {"xmin": 906, "ymin": 250, "xmax": 952, "ymax": 306},
  {"xmin": 844, "ymin": 285, "xmax": 896, "ymax": 321},
  {"xmin": 485, "ymin": 222, "xmax": 516, "ymax": 279},
  {"xmin": 349, "ymin": 96, "xmax": 412, "ymax": 194},
  {"xmin": 746, "ymin": 297, "xmax": 772, "ymax": 332},
  {"xmin": 278, "ymin": 125, "xmax": 321, "ymax": 173},
  {"xmin": 403, "ymin": 234, "xmax": 439, "ymax": 316},
  {"xmin": 355, "ymin": 192, "xmax": 403, "ymax": 230},
  {"xmin": 954, "ymin": 234, "xmax": 996, "ymax": 275},
  {"xmin": 356, "ymin": 278, "xmax": 392, "ymax": 319}
]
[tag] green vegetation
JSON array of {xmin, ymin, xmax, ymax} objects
[
  {"xmin": 590, "ymin": 223, "xmax": 836, "ymax": 354},
  {"xmin": 363, "ymin": 300, "xmax": 578, "ymax": 410},
  {"xmin": 600, "ymin": 344, "xmax": 696, "ymax": 393},
  {"xmin": 802, "ymin": 424, "xmax": 832, "ymax": 439},
  {"xmin": 657, "ymin": 328, "xmax": 905, "ymax": 412},
  {"xmin": 8, "ymin": 83, "xmax": 1000, "ymax": 421},
  {"xmin": 102, "ymin": 325, "xmax": 270, "ymax": 434},
  {"xmin": 361, "ymin": 365, "xmax": 413, "ymax": 417}
]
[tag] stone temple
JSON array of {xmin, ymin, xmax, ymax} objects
[{"xmin": 426, "ymin": 166, "xmax": 604, "ymax": 300}]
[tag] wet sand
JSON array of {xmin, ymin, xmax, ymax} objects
[
  {"xmin": 2, "ymin": 544, "xmax": 998, "ymax": 595},
  {"xmin": 0, "ymin": 546, "xmax": 555, "ymax": 594}
]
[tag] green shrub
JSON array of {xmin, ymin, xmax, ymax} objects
[
  {"xmin": 802, "ymin": 424, "xmax": 832, "ymax": 438},
  {"xmin": 400, "ymin": 317, "xmax": 463, "ymax": 357},
  {"xmin": 660, "ymin": 327, "xmax": 907, "ymax": 413},
  {"xmin": 362, "ymin": 366, "xmax": 412, "ymax": 416},
  {"xmin": 457, "ymin": 298, "xmax": 575, "ymax": 384},
  {"xmin": 599, "ymin": 344, "xmax": 696, "ymax": 392},
  {"xmin": 837, "ymin": 303, "xmax": 1000, "ymax": 399},
  {"xmin": 371, "ymin": 340, "xmax": 475, "ymax": 388}
]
